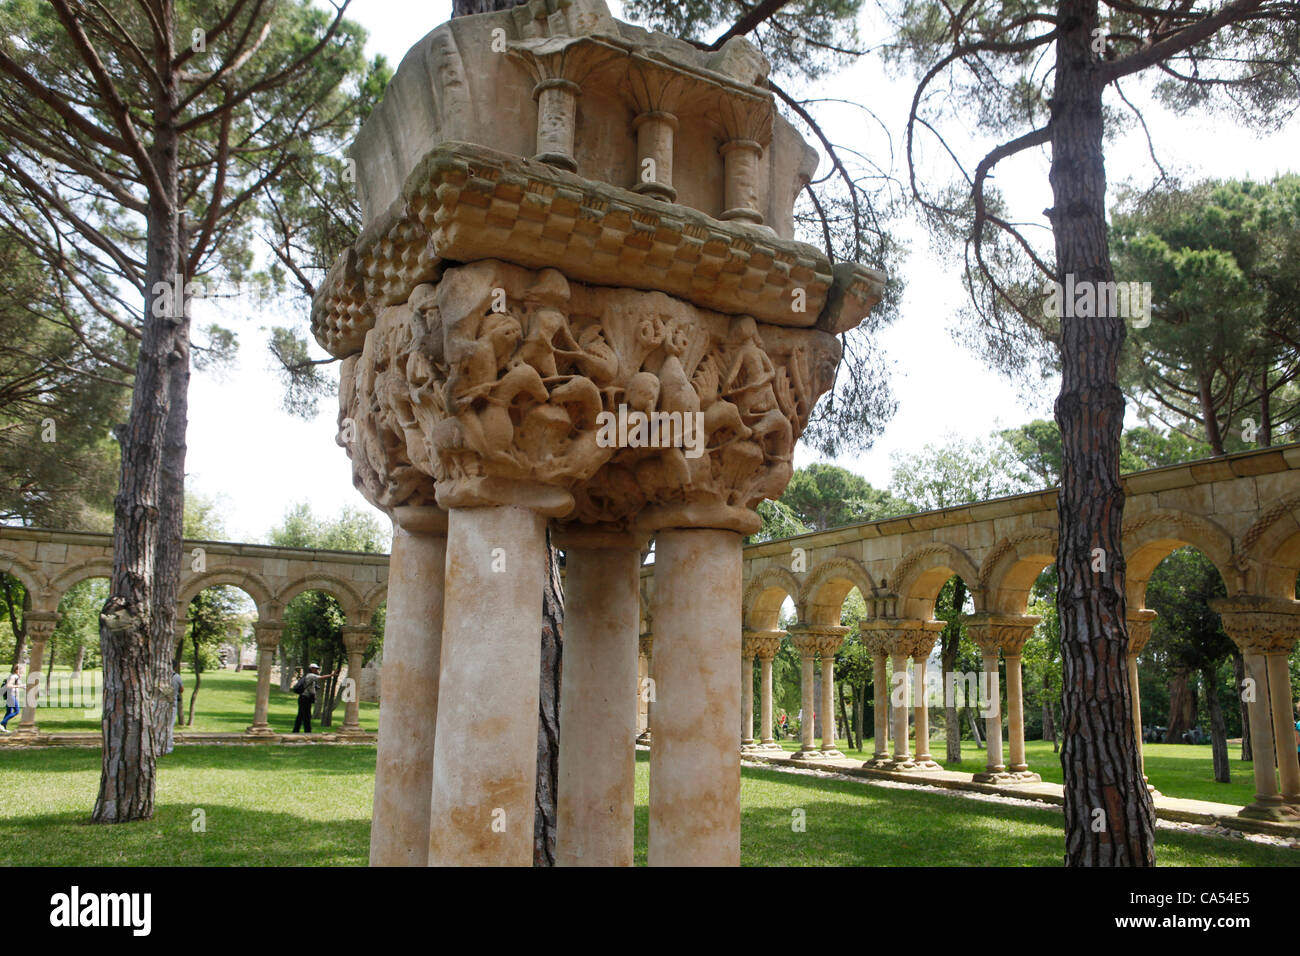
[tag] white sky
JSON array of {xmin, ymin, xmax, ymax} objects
[{"xmin": 183, "ymin": 0, "xmax": 1299, "ymax": 542}]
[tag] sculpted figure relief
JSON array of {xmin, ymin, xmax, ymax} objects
[{"xmin": 337, "ymin": 257, "xmax": 839, "ymax": 530}]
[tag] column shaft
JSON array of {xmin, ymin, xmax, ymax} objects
[
  {"xmin": 977, "ymin": 652, "xmax": 1006, "ymax": 777},
  {"xmin": 890, "ymin": 653, "xmax": 911, "ymax": 765},
  {"xmin": 370, "ymin": 518, "xmax": 446, "ymax": 866},
  {"xmin": 912, "ymin": 653, "xmax": 933, "ymax": 765},
  {"xmin": 820, "ymin": 655, "xmax": 841, "ymax": 757},
  {"xmin": 249, "ymin": 645, "xmax": 275, "ymax": 731},
  {"xmin": 17, "ymin": 637, "xmax": 48, "ymax": 731},
  {"xmin": 871, "ymin": 652, "xmax": 889, "ymax": 762},
  {"xmin": 1242, "ymin": 653, "xmax": 1283, "ymax": 813},
  {"xmin": 647, "ymin": 528, "xmax": 742, "ymax": 867},
  {"xmin": 740, "ymin": 655, "xmax": 755, "ymax": 748},
  {"xmin": 428, "ymin": 505, "xmax": 546, "ymax": 866},
  {"xmin": 1266, "ymin": 652, "xmax": 1300, "ymax": 803},
  {"xmin": 1127, "ymin": 652, "xmax": 1148, "ymax": 785},
  {"xmin": 555, "ymin": 543, "xmax": 640, "ymax": 867},
  {"xmin": 1005, "ymin": 653, "xmax": 1027, "ymax": 772},
  {"xmin": 759, "ymin": 655, "xmax": 775, "ymax": 746},
  {"xmin": 796, "ymin": 653, "xmax": 817, "ymax": 755}
]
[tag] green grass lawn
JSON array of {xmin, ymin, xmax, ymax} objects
[
  {"xmin": 26, "ymin": 667, "xmax": 378, "ymax": 735},
  {"xmin": 775, "ymin": 736, "xmax": 1258, "ymax": 806},
  {"xmin": 0, "ymin": 746, "xmax": 1291, "ymax": 866}
]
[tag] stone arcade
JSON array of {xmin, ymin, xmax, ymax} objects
[{"xmin": 310, "ymin": 0, "xmax": 884, "ymax": 866}]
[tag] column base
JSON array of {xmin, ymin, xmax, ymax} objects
[
  {"xmin": 973, "ymin": 769, "xmax": 1016, "ymax": 784},
  {"xmin": 246, "ymin": 724, "xmax": 276, "ymax": 736},
  {"xmin": 912, "ymin": 756, "xmax": 940, "ymax": 770},
  {"xmin": 1238, "ymin": 801, "xmax": 1300, "ymax": 822},
  {"xmin": 885, "ymin": 756, "xmax": 918, "ymax": 770},
  {"xmin": 635, "ymin": 731, "xmax": 652, "ymax": 746},
  {"xmin": 863, "ymin": 754, "xmax": 893, "ymax": 769},
  {"xmin": 791, "ymin": 747, "xmax": 827, "ymax": 760},
  {"xmin": 818, "ymin": 748, "xmax": 845, "ymax": 759},
  {"xmin": 1005, "ymin": 770, "xmax": 1042, "ymax": 783},
  {"xmin": 336, "ymin": 725, "xmax": 367, "ymax": 737},
  {"xmin": 759, "ymin": 741, "xmax": 783, "ymax": 750}
]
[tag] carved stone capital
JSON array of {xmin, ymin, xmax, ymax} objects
[
  {"xmin": 964, "ymin": 613, "xmax": 1040, "ymax": 656},
  {"xmin": 742, "ymin": 628, "xmax": 784, "ymax": 660},
  {"xmin": 254, "ymin": 622, "xmax": 284, "ymax": 651},
  {"xmin": 25, "ymin": 611, "xmax": 58, "ymax": 642},
  {"xmin": 1210, "ymin": 596, "xmax": 1300, "ymax": 656},
  {"xmin": 788, "ymin": 623, "xmax": 849, "ymax": 658},
  {"xmin": 638, "ymin": 633, "xmax": 653, "ymax": 659},
  {"xmin": 341, "ymin": 625, "xmax": 373, "ymax": 654},
  {"xmin": 862, "ymin": 617, "xmax": 940, "ymax": 659},
  {"xmin": 1127, "ymin": 609, "xmax": 1158, "ymax": 657}
]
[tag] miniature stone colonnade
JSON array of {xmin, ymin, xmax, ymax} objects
[{"xmin": 0, "ymin": 526, "xmax": 388, "ymax": 736}]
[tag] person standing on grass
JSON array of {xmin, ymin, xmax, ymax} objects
[
  {"xmin": 293, "ymin": 663, "xmax": 336, "ymax": 734},
  {"xmin": 162, "ymin": 669, "xmax": 184, "ymax": 754},
  {"xmin": 0, "ymin": 666, "xmax": 21, "ymax": 732}
]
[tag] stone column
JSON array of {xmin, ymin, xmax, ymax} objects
[
  {"xmin": 636, "ymin": 633, "xmax": 654, "ymax": 746},
  {"xmin": 816, "ymin": 626, "xmax": 849, "ymax": 758},
  {"xmin": 15, "ymin": 612, "xmax": 57, "ymax": 734},
  {"xmin": 739, "ymin": 632, "xmax": 758, "ymax": 751},
  {"xmin": 750, "ymin": 631, "xmax": 783, "ymax": 749},
  {"xmin": 882, "ymin": 628, "xmax": 915, "ymax": 770},
  {"xmin": 554, "ymin": 529, "xmax": 642, "ymax": 868},
  {"xmin": 338, "ymin": 624, "xmax": 372, "ymax": 735},
  {"xmin": 648, "ymin": 527, "xmax": 743, "ymax": 867},
  {"xmin": 636, "ymin": 647, "xmax": 649, "ymax": 738},
  {"xmin": 998, "ymin": 616, "xmax": 1040, "ymax": 781},
  {"xmin": 247, "ymin": 621, "xmax": 284, "ymax": 736},
  {"xmin": 1210, "ymin": 596, "xmax": 1300, "ymax": 821},
  {"xmin": 532, "ymin": 78, "xmax": 581, "ymax": 171},
  {"xmin": 370, "ymin": 505, "xmax": 447, "ymax": 866},
  {"xmin": 908, "ymin": 623, "xmax": 942, "ymax": 770},
  {"xmin": 868, "ymin": 635, "xmax": 890, "ymax": 766},
  {"xmin": 719, "ymin": 139, "xmax": 765, "ymax": 225},
  {"xmin": 969, "ymin": 618, "xmax": 1008, "ymax": 783},
  {"xmin": 1127, "ymin": 610, "xmax": 1158, "ymax": 794},
  {"xmin": 632, "ymin": 111, "xmax": 678, "ymax": 202},
  {"xmin": 788, "ymin": 625, "xmax": 822, "ymax": 759},
  {"xmin": 428, "ymin": 504, "xmax": 549, "ymax": 866}
]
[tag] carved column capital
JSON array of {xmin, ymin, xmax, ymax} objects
[
  {"xmin": 341, "ymin": 625, "xmax": 373, "ymax": 654},
  {"xmin": 742, "ymin": 628, "xmax": 784, "ymax": 661},
  {"xmin": 638, "ymin": 633, "xmax": 654, "ymax": 659},
  {"xmin": 788, "ymin": 623, "xmax": 849, "ymax": 657},
  {"xmin": 964, "ymin": 613, "xmax": 1039, "ymax": 656},
  {"xmin": 25, "ymin": 611, "xmax": 58, "ymax": 642},
  {"xmin": 1210, "ymin": 596, "xmax": 1300, "ymax": 656},
  {"xmin": 1127, "ymin": 609, "xmax": 1158, "ymax": 656},
  {"xmin": 253, "ymin": 622, "xmax": 284, "ymax": 650}
]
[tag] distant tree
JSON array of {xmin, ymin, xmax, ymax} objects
[
  {"xmin": 780, "ymin": 463, "xmax": 912, "ymax": 530},
  {"xmin": 889, "ymin": 435, "xmax": 1032, "ymax": 511},
  {"xmin": 1112, "ymin": 177, "xmax": 1300, "ymax": 452}
]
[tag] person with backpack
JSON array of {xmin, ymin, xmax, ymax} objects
[
  {"xmin": 292, "ymin": 663, "xmax": 336, "ymax": 734},
  {"xmin": 0, "ymin": 666, "xmax": 21, "ymax": 732}
]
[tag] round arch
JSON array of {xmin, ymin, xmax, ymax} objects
[
  {"xmin": 360, "ymin": 580, "xmax": 389, "ymax": 621},
  {"xmin": 981, "ymin": 530, "xmax": 1058, "ymax": 615},
  {"xmin": 743, "ymin": 566, "xmax": 801, "ymax": 631},
  {"xmin": 796, "ymin": 557, "xmax": 874, "ymax": 627},
  {"xmin": 0, "ymin": 549, "xmax": 49, "ymax": 609},
  {"xmin": 275, "ymin": 575, "xmax": 363, "ymax": 623},
  {"xmin": 1122, "ymin": 509, "xmax": 1236, "ymax": 610},
  {"xmin": 179, "ymin": 569, "xmax": 274, "ymax": 620},
  {"xmin": 1240, "ymin": 494, "xmax": 1300, "ymax": 599},
  {"xmin": 892, "ymin": 542, "xmax": 981, "ymax": 620}
]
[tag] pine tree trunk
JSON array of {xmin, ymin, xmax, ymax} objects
[
  {"xmin": 534, "ymin": 537, "xmax": 563, "ymax": 867},
  {"xmin": 1234, "ymin": 652, "xmax": 1252, "ymax": 761},
  {"xmin": 1050, "ymin": 0, "xmax": 1154, "ymax": 866},
  {"xmin": 1164, "ymin": 671, "xmax": 1196, "ymax": 743},
  {"xmin": 1203, "ymin": 665, "xmax": 1229, "ymax": 784},
  {"xmin": 93, "ymin": 46, "xmax": 186, "ymax": 822}
]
